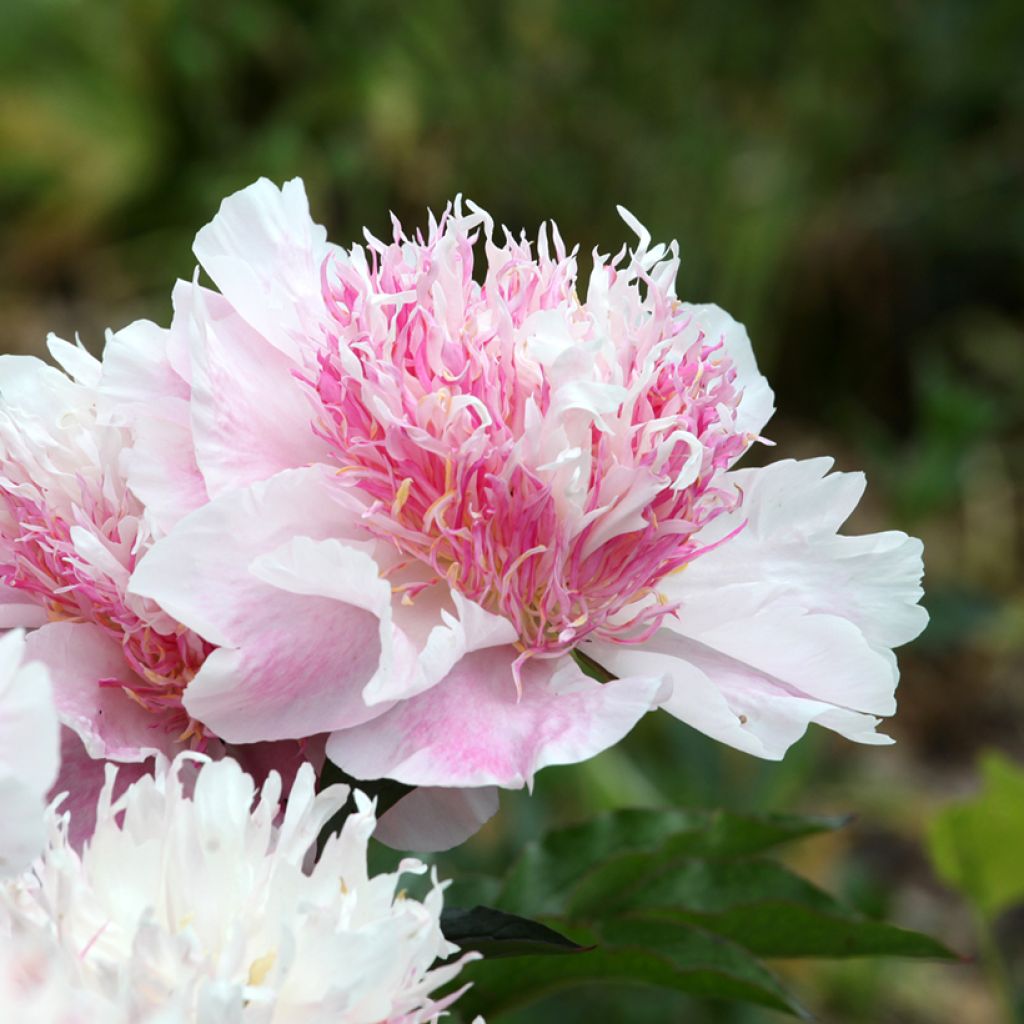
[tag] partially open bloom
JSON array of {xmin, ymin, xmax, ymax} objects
[
  {"xmin": 115, "ymin": 179, "xmax": 925, "ymax": 845},
  {"xmin": 0, "ymin": 629, "xmax": 58, "ymax": 876},
  {"xmin": 0, "ymin": 346, "xmax": 321, "ymax": 822},
  {"xmin": 0, "ymin": 343, "xmax": 213, "ymax": 759},
  {"xmin": 2, "ymin": 753, "xmax": 473, "ymax": 1022}
]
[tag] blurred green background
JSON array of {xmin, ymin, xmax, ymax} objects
[{"xmin": 2, "ymin": 1, "xmax": 1022, "ymax": 1020}]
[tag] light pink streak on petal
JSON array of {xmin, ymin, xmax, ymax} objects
[
  {"xmin": 192, "ymin": 177, "xmax": 330, "ymax": 361},
  {"xmin": 130, "ymin": 472, "xmax": 394, "ymax": 744},
  {"xmin": 373, "ymin": 786, "xmax": 500, "ymax": 853},
  {"xmin": 129, "ymin": 466, "xmax": 358, "ymax": 647},
  {"xmin": 184, "ymin": 279, "xmax": 330, "ymax": 497},
  {"xmin": 24, "ymin": 621, "xmax": 178, "ymax": 761},
  {"xmin": 326, "ymin": 647, "xmax": 669, "ymax": 789}
]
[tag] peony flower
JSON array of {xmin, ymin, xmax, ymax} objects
[
  {"xmin": 0, "ymin": 343, "xmax": 319, "ymax": 823},
  {"xmin": 116, "ymin": 179, "xmax": 925, "ymax": 846},
  {"xmin": 0, "ymin": 341, "xmax": 212, "ymax": 758},
  {"xmin": 0, "ymin": 913, "xmax": 185, "ymax": 1023},
  {"xmin": 0, "ymin": 628, "xmax": 58, "ymax": 876},
  {"xmin": 2, "ymin": 753, "xmax": 475, "ymax": 1023}
]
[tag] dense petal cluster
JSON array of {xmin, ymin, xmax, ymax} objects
[
  {"xmin": 1, "ymin": 755, "xmax": 473, "ymax": 1023},
  {"xmin": 0, "ymin": 176, "xmax": 928, "ymax": 851},
  {"xmin": 0, "ymin": 343, "xmax": 212, "ymax": 756}
]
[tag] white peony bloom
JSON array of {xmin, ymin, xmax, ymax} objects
[
  {"xmin": 0, "ymin": 628, "xmax": 58, "ymax": 876},
  {"xmin": 1, "ymin": 754, "xmax": 476, "ymax": 1022}
]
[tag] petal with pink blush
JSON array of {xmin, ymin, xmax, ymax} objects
[
  {"xmin": 373, "ymin": 785, "xmax": 500, "ymax": 853},
  {"xmin": 372, "ymin": 588, "xmax": 519, "ymax": 705},
  {"xmin": 129, "ymin": 466, "xmax": 358, "ymax": 646},
  {"xmin": 0, "ymin": 586, "xmax": 48, "ymax": 628},
  {"xmin": 326, "ymin": 647, "xmax": 670, "ymax": 789},
  {"xmin": 192, "ymin": 177, "xmax": 330, "ymax": 361},
  {"xmin": 588, "ymin": 459, "xmax": 927, "ymax": 759},
  {"xmin": 24, "ymin": 621, "xmax": 179, "ymax": 761},
  {"xmin": 183, "ymin": 281, "xmax": 330, "ymax": 497},
  {"xmin": 100, "ymin": 315, "xmax": 207, "ymax": 532},
  {"xmin": 589, "ymin": 629, "xmax": 893, "ymax": 761},
  {"xmin": 131, "ymin": 472, "xmax": 396, "ymax": 743}
]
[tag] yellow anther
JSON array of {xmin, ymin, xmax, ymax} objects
[
  {"xmin": 391, "ymin": 477, "xmax": 413, "ymax": 517},
  {"xmin": 247, "ymin": 951, "xmax": 276, "ymax": 987}
]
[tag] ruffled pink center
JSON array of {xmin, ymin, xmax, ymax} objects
[
  {"xmin": 306, "ymin": 210, "xmax": 753, "ymax": 663},
  {"xmin": 0, "ymin": 481, "xmax": 213, "ymax": 743}
]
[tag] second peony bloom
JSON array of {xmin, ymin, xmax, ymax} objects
[{"xmin": 9, "ymin": 179, "xmax": 927, "ymax": 849}]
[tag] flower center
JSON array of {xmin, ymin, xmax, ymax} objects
[
  {"xmin": 306, "ymin": 211, "xmax": 754, "ymax": 660},
  {"xmin": 0, "ymin": 483, "xmax": 212, "ymax": 743}
]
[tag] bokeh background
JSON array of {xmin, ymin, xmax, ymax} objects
[{"xmin": 2, "ymin": 2, "xmax": 1022, "ymax": 1020}]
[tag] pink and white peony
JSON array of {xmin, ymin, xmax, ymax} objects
[
  {"xmin": 2, "ymin": 753, "xmax": 475, "ymax": 1023},
  {"xmin": 0, "ymin": 342, "xmax": 212, "ymax": 759},
  {"xmin": 0, "ymin": 343, "xmax": 323, "ymax": 817},
  {"xmin": 0, "ymin": 628, "xmax": 58, "ymax": 876},
  {"xmin": 116, "ymin": 179, "xmax": 925, "ymax": 845}
]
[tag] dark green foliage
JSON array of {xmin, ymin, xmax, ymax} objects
[{"xmin": 450, "ymin": 810, "xmax": 954, "ymax": 1019}]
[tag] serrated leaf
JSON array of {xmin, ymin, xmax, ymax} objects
[
  {"xmin": 498, "ymin": 808, "xmax": 847, "ymax": 916},
  {"xmin": 440, "ymin": 906, "xmax": 586, "ymax": 959},
  {"xmin": 927, "ymin": 751, "xmax": 1024, "ymax": 921},
  {"xmin": 455, "ymin": 920, "xmax": 811, "ymax": 1019}
]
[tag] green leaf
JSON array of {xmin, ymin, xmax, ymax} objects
[
  {"xmin": 928, "ymin": 751, "xmax": 1024, "ymax": 921},
  {"xmin": 573, "ymin": 856, "xmax": 955, "ymax": 959},
  {"xmin": 498, "ymin": 808, "xmax": 848, "ymax": 916},
  {"xmin": 671, "ymin": 904, "xmax": 957, "ymax": 959},
  {"xmin": 456, "ymin": 921, "xmax": 812, "ymax": 1020},
  {"xmin": 440, "ymin": 906, "xmax": 587, "ymax": 959}
]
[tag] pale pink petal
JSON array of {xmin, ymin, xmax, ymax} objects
[
  {"xmin": 23, "ymin": 621, "xmax": 178, "ymax": 761},
  {"xmin": 100, "ymin": 312, "xmax": 207, "ymax": 532},
  {"xmin": 589, "ymin": 629, "xmax": 893, "ymax": 761},
  {"xmin": 130, "ymin": 470, "xmax": 395, "ymax": 743},
  {"xmin": 326, "ymin": 647, "xmax": 669, "ymax": 789},
  {"xmin": 681, "ymin": 458, "xmax": 928, "ymax": 650},
  {"xmin": 374, "ymin": 786, "xmax": 500, "ymax": 853},
  {"xmin": 183, "ymin": 280, "xmax": 329, "ymax": 496},
  {"xmin": 192, "ymin": 177, "xmax": 330, "ymax": 361},
  {"xmin": 371, "ymin": 588, "xmax": 519, "ymax": 705},
  {"xmin": 0, "ymin": 629, "xmax": 58, "ymax": 794},
  {"xmin": 0, "ymin": 588, "xmax": 48, "ymax": 628},
  {"xmin": 46, "ymin": 334, "xmax": 101, "ymax": 386},
  {"xmin": 0, "ymin": 628, "xmax": 58, "ymax": 875},
  {"xmin": 0, "ymin": 777, "xmax": 47, "ymax": 875},
  {"xmin": 589, "ymin": 458, "xmax": 927, "ymax": 759}
]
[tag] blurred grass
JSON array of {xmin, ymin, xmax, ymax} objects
[{"xmin": 2, "ymin": 2, "xmax": 1022, "ymax": 1020}]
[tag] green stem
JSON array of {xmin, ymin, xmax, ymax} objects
[{"xmin": 571, "ymin": 647, "xmax": 617, "ymax": 683}]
